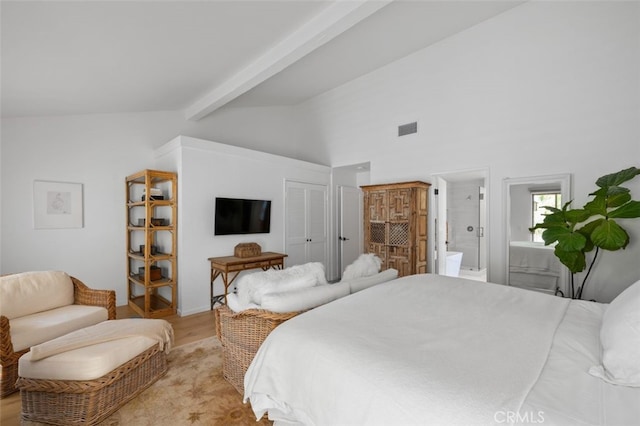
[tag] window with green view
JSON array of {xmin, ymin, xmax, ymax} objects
[{"xmin": 532, "ymin": 192, "xmax": 561, "ymax": 242}]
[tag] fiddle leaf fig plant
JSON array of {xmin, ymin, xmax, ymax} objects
[{"xmin": 530, "ymin": 166, "xmax": 640, "ymax": 299}]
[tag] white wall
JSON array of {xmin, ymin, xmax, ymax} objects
[
  {"xmin": 509, "ymin": 184, "xmax": 534, "ymax": 242},
  {"xmin": 2, "ymin": 1, "xmax": 638, "ymax": 304},
  {"xmin": 0, "ymin": 113, "xmax": 160, "ymax": 300},
  {"xmin": 0, "ymin": 106, "xmax": 306, "ymax": 305},
  {"xmin": 154, "ymin": 136, "xmax": 331, "ymax": 315},
  {"xmin": 297, "ymin": 1, "xmax": 640, "ymax": 302}
]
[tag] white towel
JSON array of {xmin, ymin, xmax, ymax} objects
[{"xmin": 30, "ymin": 318, "xmax": 174, "ymax": 361}]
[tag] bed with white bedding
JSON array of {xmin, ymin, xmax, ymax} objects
[{"xmin": 244, "ymin": 274, "xmax": 640, "ymax": 425}]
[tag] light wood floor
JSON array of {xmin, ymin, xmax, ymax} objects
[{"xmin": 0, "ymin": 306, "xmax": 217, "ymax": 426}]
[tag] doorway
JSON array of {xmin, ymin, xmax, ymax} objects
[
  {"xmin": 338, "ymin": 186, "xmax": 361, "ymax": 277},
  {"xmin": 433, "ymin": 169, "xmax": 488, "ymax": 282}
]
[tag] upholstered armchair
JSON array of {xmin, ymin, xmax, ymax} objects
[{"xmin": 0, "ymin": 271, "xmax": 116, "ymax": 397}]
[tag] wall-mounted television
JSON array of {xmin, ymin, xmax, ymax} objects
[{"xmin": 214, "ymin": 197, "xmax": 271, "ymax": 235}]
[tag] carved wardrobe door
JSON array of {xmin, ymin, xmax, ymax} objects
[{"xmin": 362, "ymin": 181, "xmax": 430, "ymax": 277}]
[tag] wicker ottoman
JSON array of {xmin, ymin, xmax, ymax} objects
[{"xmin": 16, "ymin": 333, "xmax": 168, "ymax": 425}]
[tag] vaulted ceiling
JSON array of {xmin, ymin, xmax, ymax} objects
[{"xmin": 1, "ymin": 1, "xmax": 522, "ymax": 120}]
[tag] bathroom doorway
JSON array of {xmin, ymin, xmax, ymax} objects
[{"xmin": 433, "ymin": 169, "xmax": 488, "ymax": 282}]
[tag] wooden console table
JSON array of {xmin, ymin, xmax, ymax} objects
[{"xmin": 208, "ymin": 252, "xmax": 287, "ymax": 309}]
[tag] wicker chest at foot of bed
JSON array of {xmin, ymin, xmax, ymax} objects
[{"xmin": 16, "ymin": 344, "xmax": 167, "ymax": 426}]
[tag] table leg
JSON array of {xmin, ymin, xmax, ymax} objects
[
  {"xmin": 222, "ymin": 271, "xmax": 229, "ymax": 305},
  {"xmin": 211, "ymin": 270, "xmax": 222, "ymax": 310},
  {"xmin": 211, "ymin": 270, "xmax": 242, "ymax": 308},
  {"xmin": 209, "ymin": 256, "xmax": 286, "ymax": 309}
]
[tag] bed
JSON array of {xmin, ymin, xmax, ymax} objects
[
  {"xmin": 509, "ymin": 241, "xmax": 561, "ymax": 293},
  {"xmin": 244, "ymin": 274, "xmax": 640, "ymax": 425}
]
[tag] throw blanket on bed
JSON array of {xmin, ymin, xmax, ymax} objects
[
  {"xmin": 29, "ymin": 318, "xmax": 174, "ymax": 361},
  {"xmin": 244, "ymin": 274, "xmax": 570, "ymax": 425}
]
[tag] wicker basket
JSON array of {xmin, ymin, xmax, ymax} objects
[
  {"xmin": 215, "ymin": 305, "xmax": 299, "ymax": 395},
  {"xmin": 16, "ymin": 344, "xmax": 167, "ymax": 425},
  {"xmin": 234, "ymin": 242, "xmax": 261, "ymax": 258}
]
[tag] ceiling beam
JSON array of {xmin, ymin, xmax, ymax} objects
[{"xmin": 184, "ymin": 0, "xmax": 393, "ymax": 121}]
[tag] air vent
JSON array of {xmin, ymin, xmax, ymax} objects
[{"xmin": 398, "ymin": 122, "xmax": 417, "ymax": 137}]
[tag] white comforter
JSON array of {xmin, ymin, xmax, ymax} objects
[
  {"xmin": 244, "ymin": 274, "xmax": 571, "ymax": 425},
  {"xmin": 521, "ymin": 300, "xmax": 640, "ymax": 425}
]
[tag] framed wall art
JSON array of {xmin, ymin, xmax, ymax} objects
[{"xmin": 33, "ymin": 180, "xmax": 84, "ymax": 229}]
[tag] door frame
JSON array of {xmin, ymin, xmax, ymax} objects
[
  {"xmin": 337, "ymin": 185, "xmax": 362, "ymax": 277},
  {"xmin": 431, "ymin": 167, "xmax": 490, "ymax": 279}
]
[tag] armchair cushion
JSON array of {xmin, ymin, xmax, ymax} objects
[
  {"xmin": 19, "ymin": 335, "xmax": 157, "ymax": 381},
  {"xmin": 9, "ymin": 305, "xmax": 109, "ymax": 352},
  {"xmin": 0, "ymin": 271, "xmax": 74, "ymax": 319}
]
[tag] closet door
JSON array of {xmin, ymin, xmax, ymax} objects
[
  {"xmin": 306, "ymin": 185, "xmax": 327, "ymax": 264},
  {"xmin": 285, "ymin": 181, "xmax": 328, "ymax": 268},
  {"xmin": 285, "ymin": 184, "xmax": 308, "ymax": 267}
]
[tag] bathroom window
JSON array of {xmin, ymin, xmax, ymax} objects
[{"xmin": 532, "ymin": 192, "xmax": 562, "ymax": 242}]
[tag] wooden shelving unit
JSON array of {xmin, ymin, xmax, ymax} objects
[{"xmin": 125, "ymin": 169, "xmax": 177, "ymax": 318}]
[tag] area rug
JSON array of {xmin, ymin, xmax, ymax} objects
[
  {"xmin": 22, "ymin": 337, "xmax": 271, "ymax": 426},
  {"xmin": 96, "ymin": 337, "xmax": 272, "ymax": 425}
]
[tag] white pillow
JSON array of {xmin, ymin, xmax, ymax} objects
[
  {"xmin": 261, "ymin": 282, "xmax": 350, "ymax": 313},
  {"xmin": 0, "ymin": 271, "xmax": 74, "ymax": 319},
  {"xmin": 225, "ymin": 293, "xmax": 260, "ymax": 313},
  {"xmin": 347, "ymin": 268, "xmax": 398, "ymax": 293},
  {"xmin": 589, "ymin": 279, "xmax": 640, "ymax": 387},
  {"xmin": 236, "ymin": 262, "xmax": 326, "ymax": 306},
  {"xmin": 341, "ymin": 254, "xmax": 382, "ymax": 281},
  {"xmin": 290, "ymin": 262, "xmax": 328, "ymax": 285}
]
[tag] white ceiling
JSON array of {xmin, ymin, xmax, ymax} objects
[{"xmin": 1, "ymin": 1, "xmax": 522, "ymax": 120}]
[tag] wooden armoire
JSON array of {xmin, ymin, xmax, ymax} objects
[{"xmin": 361, "ymin": 181, "xmax": 430, "ymax": 277}]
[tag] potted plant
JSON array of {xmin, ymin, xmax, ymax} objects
[{"xmin": 530, "ymin": 167, "xmax": 640, "ymax": 299}]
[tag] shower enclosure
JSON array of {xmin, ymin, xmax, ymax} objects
[{"xmin": 447, "ymin": 180, "xmax": 486, "ymax": 272}]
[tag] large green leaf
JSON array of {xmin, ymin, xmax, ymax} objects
[
  {"xmin": 584, "ymin": 195, "xmax": 607, "ymax": 216},
  {"xmin": 595, "ymin": 167, "xmax": 640, "ymax": 188},
  {"xmin": 554, "ymin": 247, "xmax": 586, "ymax": 273},
  {"xmin": 541, "ymin": 227, "xmax": 572, "ymax": 245},
  {"xmin": 589, "ymin": 187, "xmax": 608, "ymax": 198},
  {"xmin": 607, "ymin": 192, "xmax": 631, "ymax": 208},
  {"xmin": 591, "ymin": 219, "xmax": 629, "ymax": 250},
  {"xmin": 556, "ymin": 231, "xmax": 587, "ymax": 252},
  {"xmin": 576, "ymin": 219, "xmax": 604, "ymax": 253},
  {"xmin": 541, "ymin": 211, "xmax": 568, "ymax": 225},
  {"xmin": 530, "ymin": 209, "xmax": 568, "ymax": 231},
  {"xmin": 608, "ymin": 200, "xmax": 640, "ymax": 219},
  {"xmin": 565, "ymin": 209, "xmax": 591, "ymax": 224}
]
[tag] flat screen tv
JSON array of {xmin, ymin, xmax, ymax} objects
[{"xmin": 214, "ymin": 197, "xmax": 271, "ymax": 235}]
